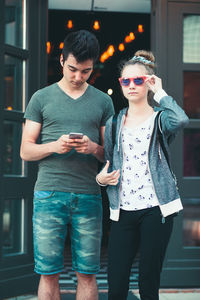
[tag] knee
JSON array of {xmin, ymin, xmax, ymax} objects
[
  {"xmin": 76, "ymin": 272, "xmax": 96, "ymax": 287},
  {"xmin": 41, "ymin": 273, "xmax": 60, "ymax": 284}
]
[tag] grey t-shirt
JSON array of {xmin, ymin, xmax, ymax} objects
[{"xmin": 24, "ymin": 83, "xmax": 114, "ymax": 194}]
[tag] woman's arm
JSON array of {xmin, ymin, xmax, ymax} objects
[
  {"xmin": 146, "ymin": 75, "xmax": 189, "ymax": 137},
  {"xmin": 96, "ymin": 116, "xmax": 120, "ymax": 186},
  {"xmin": 158, "ymin": 94, "xmax": 189, "ymax": 136},
  {"xmin": 96, "ymin": 160, "xmax": 120, "ymax": 186}
]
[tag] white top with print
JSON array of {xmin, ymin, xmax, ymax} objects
[{"xmin": 120, "ymin": 112, "xmax": 159, "ymax": 211}]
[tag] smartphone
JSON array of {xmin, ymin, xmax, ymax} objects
[{"xmin": 69, "ymin": 132, "xmax": 84, "ymax": 139}]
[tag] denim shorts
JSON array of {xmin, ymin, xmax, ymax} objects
[{"xmin": 33, "ymin": 191, "xmax": 102, "ymax": 275}]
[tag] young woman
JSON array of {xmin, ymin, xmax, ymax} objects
[{"xmin": 96, "ymin": 50, "xmax": 189, "ymax": 300}]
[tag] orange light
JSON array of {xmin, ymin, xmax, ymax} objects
[
  {"xmin": 7, "ymin": 106, "xmax": 13, "ymax": 111},
  {"xmin": 93, "ymin": 20, "xmax": 100, "ymax": 31},
  {"xmin": 67, "ymin": 20, "xmax": 73, "ymax": 29},
  {"xmin": 107, "ymin": 45, "xmax": 115, "ymax": 56},
  {"xmin": 125, "ymin": 35, "xmax": 131, "ymax": 43},
  {"xmin": 118, "ymin": 43, "xmax": 125, "ymax": 51},
  {"xmin": 100, "ymin": 45, "xmax": 115, "ymax": 63},
  {"xmin": 100, "ymin": 52, "xmax": 109, "ymax": 63},
  {"xmin": 59, "ymin": 42, "xmax": 64, "ymax": 50},
  {"xmin": 129, "ymin": 32, "xmax": 135, "ymax": 40},
  {"xmin": 138, "ymin": 24, "xmax": 144, "ymax": 33},
  {"xmin": 47, "ymin": 41, "xmax": 51, "ymax": 54}
]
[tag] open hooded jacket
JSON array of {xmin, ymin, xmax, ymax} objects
[{"xmin": 104, "ymin": 94, "xmax": 189, "ymax": 221}]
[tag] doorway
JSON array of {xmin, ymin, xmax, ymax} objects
[{"xmin": 47, "ymin": 9, "xmax": 150, "ymax": 290}]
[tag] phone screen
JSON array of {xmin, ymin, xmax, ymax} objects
[{"xmin": 69, "ymin": 133, "xmax": 83, "ymax": 139}]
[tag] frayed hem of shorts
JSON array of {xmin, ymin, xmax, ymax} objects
[
  {"xmin": 72, "ymin": 267, "xmax": 100, "ymax": 275},
  {"xmin": 35, "ymin": 268, "xmax": 64, "ymax": 275}
]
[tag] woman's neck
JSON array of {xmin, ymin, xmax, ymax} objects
[
  {"xmin": 127, "ymin": 101, "xmax": 153, "ymax": 118},
  {"xmin": 124, "ymin": 101, "xmax": 154, "ymax": 128}
]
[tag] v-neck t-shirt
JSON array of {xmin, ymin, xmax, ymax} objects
[{"xmin": 24, "ymin": 83, "xmax": 114, "ymax": 194}]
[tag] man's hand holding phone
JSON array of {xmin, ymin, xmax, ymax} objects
[
  {"xmin": 69, "ymin": 132, "xmax": 84, "ymax": 139},
  {"xmin": 68, "ymin": 132, "xmax": 97, "ymax": 155},
  {"xmin": 53, "ymin": 133, "xmax": 83, "ymax": 154}
]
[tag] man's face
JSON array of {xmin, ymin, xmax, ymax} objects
[{"xmin": 61, "ymin": 54, "xmax": 94, "ymax": 89}]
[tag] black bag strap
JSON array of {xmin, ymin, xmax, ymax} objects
[
  {"xmin": 112, "ymin": 113, "xmax": 118, "ymax": 147},
  {"xmin": 156, "ymin": 111, "xmax": 171, "ymax": 169}
]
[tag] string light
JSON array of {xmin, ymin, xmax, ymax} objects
[
  {"xmin": 118, "ymin": 43, "xmax": 125, "ymax": 51},
  {"xmin": 107, "ymin": 89, "xmax": 113, "ymax": 95},
  {"xmin": 129, "ymin": 32, "xmax": 135, "ymax": 40},
  {"xmin": 125, "ymin": 35, "xmax": 131, "ymax": 43},
  {"xmin": 7, "ymin": 106, "xmax": 13, "ymax": 110},
  {"xmin": 138, "ymin": 24, "xmax": 144, "ymax": 33},
  {"xmin": 100, "ymin": 52, "xmax": 109, "ymax": 63},
  {"xmin": 125, "ymin": 32, "xmax": 135, "ymax": 43},
  {"xmin": 67, "ymin": 20, "xmax": 73, "ymax": 29},
  {"xmin": 59, "ymin": 42, "xmax": 64, "ymax": 49},
  {"xmin": 93, "ymin": 20, "xmax": 100, "ymax": 31},
  {"xmin": 47, "ymin": 41, "xmax": 51, "ymax": 54},
  {"xmin": 107, "ymin": 45, "xmax": 115, "ymax": 56},
  {"xmin": 100, "ymin": 45, "xmax": 115, "ymax": 63}
]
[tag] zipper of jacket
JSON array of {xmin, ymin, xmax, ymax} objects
[
  {"xmin": 117, "ymin": 115, "xmax": 125, "ymax": 152},
  {"xmin": 116, "ymin": 115, "xmax": 125, "ymax": 212}
]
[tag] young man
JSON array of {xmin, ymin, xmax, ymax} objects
[{"xmin": 20, "ymin": 30, "xmax": 114, "ymax": 300}]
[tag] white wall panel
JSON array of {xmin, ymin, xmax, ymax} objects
[
  {"xmin": 48, "ymin": 0, "xmax": 92, "ymax": 11},
  {"xmin": 48, "ymin": 0, "xmax": 151, "ymax": 13},
  {"xmin": 93, "ymin": 0, "xmax": 150, "ymax": 13}
]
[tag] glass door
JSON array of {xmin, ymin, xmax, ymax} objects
[
  {"xmin": 162, "ymin": 1, "xmax": 200, "ymax": 287},
  {"xmin": 151, "ymin": 0, "xmax": 200, "ymax": 287},
  {"xmin": 0, "ymin": 0, "xmax": 48, "ymax": 298}
]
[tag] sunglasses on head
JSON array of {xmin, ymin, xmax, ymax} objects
[{"xmin": 118, "ymin": 76, "xmax": 147, "ymax": 87}]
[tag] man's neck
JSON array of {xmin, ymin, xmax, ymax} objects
[{"xmin": 57, "ymin": 78, "xmax": 88, "ymax": 100}]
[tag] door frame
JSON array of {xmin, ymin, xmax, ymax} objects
[
  {"xmin": 151, "ymin": 0, "xmax": 200, "ymax": 287},
  {"xmin": 0, "ymin": 0, "xmax": 48, "ymax": 298}
]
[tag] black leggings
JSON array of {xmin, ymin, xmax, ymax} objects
[{"xmin": 108, "ymin": 206, "xmax": 174, "ymax": 300}]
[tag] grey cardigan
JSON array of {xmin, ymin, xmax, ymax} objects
[{"xmin": 104, "ymin": 95, "xmax": 189, "ymax": 221}]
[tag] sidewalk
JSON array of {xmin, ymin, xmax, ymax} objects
[{"xmin": 4, "ymin": 289, "xmax": 200, "ymax": 300}]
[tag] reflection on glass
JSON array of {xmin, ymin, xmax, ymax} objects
[
  {"xmin": 5, "ymin": 0, "xmax": 24, "ymax": 48},
  {"xmin": 183, "ymin": 15, "xmax": 200, "ymax": 63},
  {"xmin": 3, "ymin": 198, "xmax": 23, "ymax": 255},
  {"xmin": 4, "ymin": 55, "xmax": 23, "ymax": 111},
  {"xmin": 184, "ymin": 129, "xmax": 200, "ymax": 177},
  {"xmin": 183, "ymin": 202, "xmax": 200, "ymax": 247},
  {"xmin": 184, "ymin": 71, "xmax": 200, "ymax": 119},
  {"xmin": 4, "ymin": 121, "xmax": 22, "ymax": 175}
]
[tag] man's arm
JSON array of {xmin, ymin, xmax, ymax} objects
[
  {"xmin": 92, "ymin": 126, "xmax": 105, "ymax": 162},
  {"xmin": 20, "ymin": 119, "xmax": 73, "ymax": 161}
]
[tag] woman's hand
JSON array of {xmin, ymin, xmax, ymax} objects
[
  {"xmin": 96, "ymin": 160, "xmax": 120, "ymax": 186},
  {"xmin": 145, "ymin": 75, "xmax": 162, "ymax": 94}
]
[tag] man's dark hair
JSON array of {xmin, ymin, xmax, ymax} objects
[{"xmin": 62, "ymin": 30, "xmax": 100, "ymax": 63}]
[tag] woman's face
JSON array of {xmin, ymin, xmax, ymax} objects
[{"xmin": 120, "ymin": 63, "xmax": 149, "ymax": 104}]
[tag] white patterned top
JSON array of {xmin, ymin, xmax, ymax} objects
[{"xmin": 120, "ymin": 112, "xmax": 159, "ymax": 211}]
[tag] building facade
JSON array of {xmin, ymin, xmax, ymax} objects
[{"xmin": 0, "ymin": 0, "xmax": 200, "ymax": 298}]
